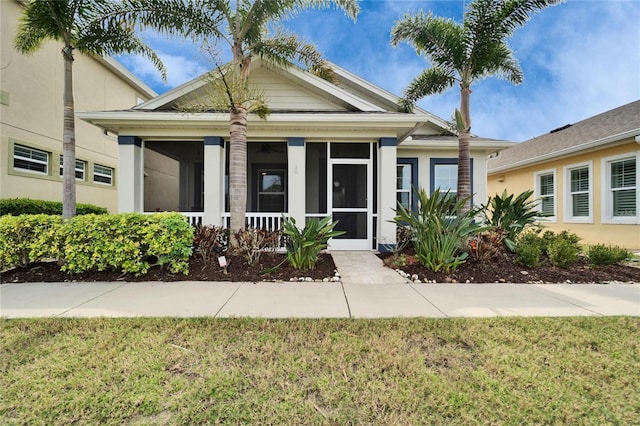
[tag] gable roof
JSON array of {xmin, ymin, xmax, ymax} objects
[
  {"xmin": 488, "ymin": 100, "xmax": 640, "ymax": 174},
  {"xmin": 135, "ymin": 58, "xmax": 388, "ymax": 113}
]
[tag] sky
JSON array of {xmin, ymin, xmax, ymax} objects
[{"xmin": 116, "ymin": 0, "xmax": 640, "ymax": 142}]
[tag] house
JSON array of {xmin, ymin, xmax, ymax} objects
[
  {"xmin": 78, "ymin": 59, "xmax": 514, "ymax": 251},
  {"xmin": 487, "ymin": 100, "xmax": 640, "ymax": 249},
  {"xmin": 0, "ymin": 0, "xmax": 157, "ymax": 213}
]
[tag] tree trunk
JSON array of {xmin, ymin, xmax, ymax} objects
[
  {"xmin": 228, "ymin": 106, "xmax": 248, "ymax": 250},
  {"xmin": 62, "ymin": 46, "xmax": 76, "ymax": 219},
  {"xmin": 457, "ymin": 86, "xmax": 472, "ymax": 213}
]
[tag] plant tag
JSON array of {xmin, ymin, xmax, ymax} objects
[{"xmin": 218, "ymin": 256, "xmax": 227, "ymax": 267}]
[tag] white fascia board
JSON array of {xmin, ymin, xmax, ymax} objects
[
  {"xmin": 400, "ymin": 138, "xmax": 517, "ymax": 152},
  {"xmin": 133, "ymin": 75, "xmax": 209, "ymax": 110},
  {"xmin": 488, "ymin": 129, "xmax": 640, "ymax": 175},
  {"xmin": 97, "ymin": 56, "xmax": 157, "ymax": 98},
  {"xmin": 267, "ymin": 62, "xmax": 385, "ymax": 112}
]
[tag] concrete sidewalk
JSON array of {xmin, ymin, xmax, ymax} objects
[{"xmin": 1, "ymin": 281, "xmax": 638, "ymax": 318}]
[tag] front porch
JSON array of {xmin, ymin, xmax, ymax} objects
[{"xmin": 119, "ymin": 137, "xmax": 398, "ymax": 251}]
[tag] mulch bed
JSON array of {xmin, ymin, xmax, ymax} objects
[
  {"xmin": 3, "ymin": 251, "xmax": 639, "ymax": 284},
  {"xmin": 1, "ymin": 254, "xmax": 337, "ymax": 284},
  {"xmin": 377, "ymin": 250, "xmax": 640, "ymax": 284}
]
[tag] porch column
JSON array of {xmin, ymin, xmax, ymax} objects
[
  {"xmin": 204, "ymin": 136, "xmax": 224, "ymax": 226},
  {"xmin": 378, "ymin": 137, "xmax": 397, "ymax": 252},
  {"xmin": 287, "ymin": 137, "xmax": 305, "ymax": 225},
  {"xmin": 117, "ymin": 136, "xmax": 143, "ymax": 212}
]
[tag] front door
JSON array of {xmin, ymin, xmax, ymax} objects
[{"xmin": 329, "ymin": 160, "xmax": 372, "ymax": 250}]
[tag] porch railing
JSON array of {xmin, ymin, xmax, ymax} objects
[
  {"xmin": 221, "ymin": 212, "xmax": 286, "ymax": 231},
  {"xmin": 182, "ymin": 212, "xmax": 204, "ymax": 227}
]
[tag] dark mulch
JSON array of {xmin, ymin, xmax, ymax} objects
[
  {"xmin": 1, "ymin": 254, "xmax": 337, "ymax": 284},
  {"xmin": 378, "ymin": 250, "xmax": 640, "ymax": 284}
]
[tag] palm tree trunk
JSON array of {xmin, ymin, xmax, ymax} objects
[
  {"xmin": 62, "ymin": 46, "xmax": 76, "ymax": 219},
  {"xmin": 457, "ymin": 86, "xmax": 472, "ymax": 213},
  {"xmin": 228, "ymin": 106, "xmax": 248, "ymax": 249}
]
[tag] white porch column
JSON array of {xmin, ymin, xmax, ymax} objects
[
  {"xmin": 378, "ymin": 138, "xmax": 397, "ymax": 252},
  {"xmin": 117, "ymin": 135, "xmax": 143, "ymax": 212},
  {"xmin": 287, "ymin": 137, "xmax": 305, "ymax": 225},
  {"xmin": 204, "ymin": 136, "xmax": 224, "ymax": 226}
]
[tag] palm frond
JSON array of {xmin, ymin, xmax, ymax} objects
[
  {"xmin": 399, "ymin": 67, "xmax": 456, "ymax": 112},
  {"xmin": 14, "ymin": 0, "xmax": 71, "ymax": 53},
  {"xmin": 391, "ymin": 11, "xmax": 466, "ymax": 72}
]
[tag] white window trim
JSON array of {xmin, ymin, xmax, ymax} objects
[
  {"xmin": 601, "ymin": 152, "xmax": 640, "ymax": 224},
  {"xmin": 563, "ymin": 161, "xmax": 593, "ymax": 224},
  {"xmin": 93, "ymin": 164, "xmax": 114, "ymax": 186},
  {"xmin": 534, "ymin": 168, "xmax": 557, "ymax": 223},
  {"xmin": 59, "ymin": 156, "xmax": 87, "ymax": 181},
  {"xmin": 13, "ymin": 144, "xmax": 49, "ymax": 175}
]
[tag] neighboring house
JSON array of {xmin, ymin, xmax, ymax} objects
[
  {"xmin": 488, "ymin": 100, "xmax": 640, "ymax": 249},
  {"xmin": 0, "ymin": 0, "xmax": 157, "ymax": 213},
  {"xmin": 79, "ymin": 59, "xmax": 513, "ymax": 251}
]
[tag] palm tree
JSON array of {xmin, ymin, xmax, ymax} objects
[
  {"xmin": 178, "ymin": 0, "xmax": 360, "ymax": 242},
  {"xmin": 391, "ymin": 0, "xmax": 562, "ymax": 212},
  {"xmin": 13, "ymin": 0, "xmax": 164, "ymax": 218}
]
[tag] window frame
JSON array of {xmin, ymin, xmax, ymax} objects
[
  {"xmin": 429, "ymin": 158, "xmax": 474, "ymax": 204},
  {"xmin": 59, "ymin": 155, "xmax": 87, "ymax": 181},
  {"xmin": 397, "ymin": 158, "xmax": 418, "ymax": 211},
  {"xmin": 534, "ymin": 168, "xmax": 557, "ymax": 222},
  {"xmin": 13, "ymin": 144, "xmax": 49, "ymax": 175},
  {"xmin": 563, "ymin": 161, "xmax": 593, "ymax": 223},
  {"xmin": 93, "ymin": 164, "xmax": 114, "ymax": 186},
  {"xmin": 601, "ymin": 153, "xmax": 639, "ymax": 224}
]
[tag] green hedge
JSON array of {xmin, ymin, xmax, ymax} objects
[
  {"xmin": 0, "ymin": 213, "xmax": 193, "ymax": 275},
  {"xmin": 0, "ymin": 198, "xmax": 108, "ymax": 216}
]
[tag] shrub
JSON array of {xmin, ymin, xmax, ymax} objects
[
  {"xmin": 58, "ymin": 213, "xmax": 193, "ymax": 275},
  {"xmin": 515, "ymin": 232, "xmax": 543, "ymax": 268},
  {"xmin": 0, "ymin": 214, "xmax": 62, "ymax": 268},
  {"xmin": 193, "ymin": 225, "xmax": 228, "ymax": 263},
  {"xmin": 547, "ymin": 232, "xmax": 581, "ymax": 268},
  {"xmin": 586, "ymin": 244, "xmax": 631, "ymax": 266},
  {"xmin": 393, "ymin": 188, "xmax": 486, "ymax": 273},
  {"xmin": 480, "ymin": 190, "xmax": 541, "ymax": 251},
  {"xmin": 0, "ymin": 198, "xmax": 107, "ymax": 216},
  {"xmin": 234, "ymin": 228, "xmax": 281, "ymax": 266},
  {"xmin": 282, "ymin": 216, "xmax": 344, "ymax": 270},
  {"xmin": 468, "ymin": 230, "xmax": 507, "ymax": 262}
]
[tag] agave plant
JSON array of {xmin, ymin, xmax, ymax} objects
[
  {"xmin": 393, "ymin": 188, "xmax": 486, "ymax": 273},
  {"xmin": 281, "ymin": 216, "xmax": 344, "ymax": 270}
]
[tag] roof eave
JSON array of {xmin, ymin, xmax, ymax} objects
[{"xmin": 488, "ymin": 128, "xmax": 640, "ymax": 175}]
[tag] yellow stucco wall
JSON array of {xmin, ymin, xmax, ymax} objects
[
  {"xmin": 488, "ymin": 140, "xmax": 640, "ymax": 249},
  {"xmin": 0, "ymin": 0, "xmax": 152, "ymax": 212}
]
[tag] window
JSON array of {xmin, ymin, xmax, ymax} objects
[
  {"xmin": 13, "ymin": 144, "xmax": 49, "ymax": 174},
  {"xmin": 535, "ymin": 170, "xmax": 556, "ymax": 220},
  {"xmin": 93, "ymin": 164, "xmax": 113, "ymax": 185},
  {"xmin": 564, "ymin": 162, "xmax": 592, "ymax": 223},
  {"xmin": 257, "ymin": 169, "xmax": 285, "ymax": 212},
  {"xmin": 397, "ymin": 158, "xmax": 417, "ymax": 211},
  {"xmin": 603, "ymin": 154, "xmax": 638, "ymax": 223},
  {"xmin": 430, "ymin": 158, "xmax": 474, "ymax": 202},
  {"xmin": 59, "ymin": 156, "xmax": 86, "ymax": 180}
]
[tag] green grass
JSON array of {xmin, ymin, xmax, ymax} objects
[{"xmin": 1, "ymin": 317, "xmax": 638, "ymax": 424}]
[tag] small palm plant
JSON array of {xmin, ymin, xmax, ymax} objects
[
  {"xmin": 393, "ymin": 188, "xmax": 486, "ymax": 273},
  {"xmin": 282, "ymin": 216, "xmax": 344, "ymax": 270}
]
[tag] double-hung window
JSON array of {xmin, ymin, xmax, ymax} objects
[
  {"xmin": 603, "ymin": 154, "xmax": 638, "ymax": 223},
  {"xmin": 397, "ymin": 158, "xmax": 417, "ymax": 210},
  {"xmin": 59, "ymin": 156, "xmax": 86, "ymax": 181},
  {"xmin": 93, "ymin": 164, "xmax": 114, "ymax": 185},
  {"xmin": 564, "ymin": 162, "xmax": 592, "ymax": 222},
  {"xmin": 13, "ymin": 144, "xmax": 49, "ymax": 174},
  {"xmin": 535, "ymin": 169, "xmax": 556, "ymax": 221}
]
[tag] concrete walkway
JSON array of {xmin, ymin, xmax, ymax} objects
[{"xmin": 1, "ymin": 252, "xmax": 638, "ymax": 318}]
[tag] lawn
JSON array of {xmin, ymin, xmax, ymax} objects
[{"xmin": 2, "ymin": 317, "xmax": 638, "ymax": 424}]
